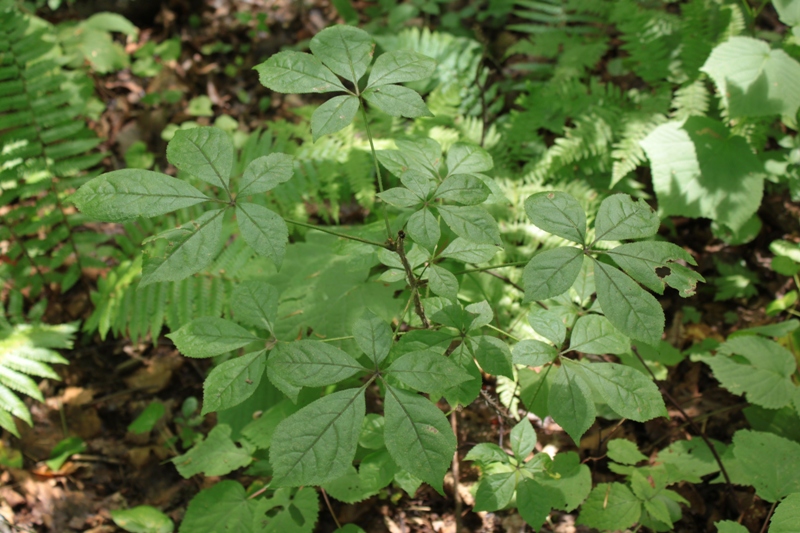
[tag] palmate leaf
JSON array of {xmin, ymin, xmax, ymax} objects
[
  {"xmin": 510, "ymin": 419, "xmax": 537, "ymax": 459},
  {"xmin": 140, "ymin": 208, "xmax": 226, "ymax": 286},
  {"xmin": 383, "ymin": 385, "xmax": 456, "ymax": 493},
  {"xmin": 523, "ymin": 247, "xmax": 584, "ymax": 302},
  {"xmin": 593, "ymin": 194, "xmax": 659, "ymax": 242},
  {"xmin": 237, "ymin": 152, "xmax": 294, "ymax": 196},
  {"xmin": 70, "ymin": 169, "xmax": 210, "ymax": 222},
  {"xmin": 367, "ymin": 50, "xmax": 437, "ymax": 88},
  {"xmin": 311, "ymin": 95, "xmax": 359, "ymax": 141},
  {"xmin": 255, "ymin": 50, "xmax": 346, "ymax": 94},
  {"xmin": 167, "ymin": 316, "xmax": 260, "ymax": 359},
  {"xmin": 167, "ymin": 127, "xmax": 234, "ymax": 191},
  {"xmin": 400, "ymin": 169, "xmax": 437, "ymax": 198},
  {"xmin": 309, "ymin": 25, "xmax": 374, "ymax": 84},
  {"xmin": 593, "ymin": 259, "xmax": 664, "ymax": 347},
  {"xmin": 353, "ymin": 312, "xmax": 392, "ymax": 367},
  {"xmin": 362, "ymin": 84, "xmax": 433, "ymax": 118},
  {"xmin": 525, "ymin": 191, "xmax": 586, "ymax": 245},
  {"xmin": 235, "ymin": 202, "xmax": 288, "ymax": 268},
  {"xmin": 231, "ymin": 281, "xmax": 279, "ymax": 334},
  {"xmin": 270, "ymin": 387, "xmax": 365, "ymax": 486},
  {"xmin": 202, "ymin": 350, "xmax": 266, "ymax": 414},
  {"xmin": 385, "ymin": 349, "xmax": 473, "ymax": 395},
  {"xmin": 268, "ymin": 340, "xmax": 365, "ymax": 387}
]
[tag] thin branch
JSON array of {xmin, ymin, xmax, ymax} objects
[
  {"xmin": 484, "ymin": 269, "xmax": 524, "ymax": 292},
  {"xmin": 284, "ymin": 218, "xmax": 390, "ymax": 249},
  {"xmin": 759, "ymin": 500, "xmax": 778, "ymax": 533},
  {"xmin": 358, "ymin": 100, "xmax": 393, "ymax": 240},
  {"xmin": 450, "ymin": 411, "xmax": 463, "ymax": 533},
  {"xmin": 396, "ymin": 231, "xmax": 430, "ymax": 328},
  {"xmin": 321, "ymin": 488, "xmax": 342, "ymax": 530}
]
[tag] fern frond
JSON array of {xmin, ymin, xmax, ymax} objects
[
  {"xmin": 670, "ymin": 79, "xmax": 710, "ymax": 120},
  {"xmin": 611, "ymin": 113, "xmax": 668, "ymax": 187}
]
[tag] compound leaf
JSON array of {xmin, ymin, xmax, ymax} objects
[
  {"xmin": 770, "ymin": 492, "xmax": 800, "ymax": 533},
  {"xmin": 309, "ymin": 25, "xmax": 373, "ymax": 84},
  {"xmin": 446, "ymin": 143, "xmax": 493, "ymax": 175},
  {"xmin": 386, "ymin": 350, "xmax": 473, "ymax": 395},
  {"xmin": 468, "ymin": 335, "xmax": 514, "ymax": 378},
  {"xmin": 231, "ymin": 281, "xmax": 279, "ymax": 334},
  {"xmin": 732, "ymin": 430, "xmax": 800, "ymax": 501},
  {"xmin": 167, "ymin": 316, "xmax": 259, "ymax": 359},
  {"xmin": 606, "ymin": 241, "xmax": 702, "ymax": 296},
  {"xmin": 270, "ymin": 387, "xmax": 365, "ymax": 486},
  {"xmin": 172, "ymin": 424, "xmax": 253, "ymax": 477},
  {"xmin": 435, "ymin": 174, "xmax": 490, "ymax": 205},
  {"xmin": 406, "ymin": 207, "xmax": 440, "ymax": 251},
  {"xmin": 440, "ymin": 238, "xmax": 498, "ymax": 263},
  {"xmin": 367, "ymin": 50, "xmax": 436, "ymax": 88},
  {"xmin": 71, "ymin": 170, "xmax": 210, "ymax": 222},
  {"xmin": 354, "ymin": 312, "xmax": 393, "ymax": 367},
  {"xmin": 577, "ymin": 483, "xmax": 641, "ymax": 531},
  {"xmin": 255, "ymin": 50, "xmax": 346, "ymax": 93},
  {"xmin": 577, "ymin": 360, "xmax": 667, "ymax": 422},
  {"xmin": 427, "ymin": 264, "xmax": 459, "ymax": 303},
  {"xmin": 473, "ymin": 472, "xmax": 517, "ymax": 512},
  {"xmin": 512, "ymin": 340, "xmax": 558, "ymax": 367},
  {"xmin": 179, "ymin": 481, "xmax": 267, "ymax": 533},
  {"xmin": 167, "ymin": 127, "xmax": 234, "ymax": 190},
  {"xmin": 510, "ymin": 419, "xmax": 537, "ymax": 459},
  {"xmin": 525, "ymin": 191, "xmax": 586, "ymax": 245},
  {"xmin": 384, "ymin": 385, "xmax": 456, "ymax": 493}
]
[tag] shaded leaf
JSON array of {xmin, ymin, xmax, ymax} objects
[
  {"xmin": 172, "ymin": 424, "xmax": 253, "ymax": 477},
  {"xmin": 269, "ymin": 340, "xmax": 365, "ymax": 387},
  {"xmin": 438, "ymin": 205, "xmax": 501, "ymax": 245},
  {"xmin": 236, "ymin": 202, "xmax": 288, "ymax": 268},
  {"xmin": 568, "ymin": 314, "xmax": 629, "ymax": 355},
  {"xmin": 594, "ymin": 195, "xmax": 659, "ymax": 242},
  {"xmin": 548, "ymin": 363, "xmax": 595, "ymax": 443},
  {"xmin": 167, "ymin": 317, "xmax": 259, "ymax": 359},
  {"xmin": 577, "ymin": 360, "xmax": 667, "ymax": 422}
]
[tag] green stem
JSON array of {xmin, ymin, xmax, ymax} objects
[
  {"xmin": 485, "ymin": 323, "xmax": 520, "ymax": 342},
  {"xmin": 454, "ymin": 261, "xmax": 528, "ymax": 275},
  {"xmin": 284, "ymin": 218, "xmax": 389, "ymax": 249},
  {"xmin": 358, "ymin": 100, "xmax": 393, "ymax": 240}
]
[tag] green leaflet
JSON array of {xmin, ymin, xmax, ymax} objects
[
  {"xmin": 467, "ymin": 335, "xmax": 514, "ymax": 378},
  {"xmin": 771, "ymin": 493, "xmax": 800, "ymax": 533},
  {"xmin": 473, "ymin": 472, "xmax": 518, "ymax": 511},
  {"xmin": 110, "ymin": 506, "xmax": 173, "ymax": 533},
  {"xmin": 593, "ymin": 259, "xmax": 664, "ymax": 346},
  {"xmin": 70, "ymin": 169, "xmax": 209, "ymax": 222},
  {"xmin": 310, "ymin": 95, "xmax": 359, "ymax": 141},
  {"xmin": 367, "ymin": 50, "xmax": 437, "ymax": 88},
  {"xmin": 309, "ymin": 25, "xmax": 374, "ymax": 84},
  {"xmin": 167, "ymin": 127, "xmax": 234, "ymax": 191},
  {"xmin": 202, "ymin": 350, "xmax": 266, "ymax": 414},
  {"xmin": 732, "ymin": 430, "xmax": 800, "ymax": 502},
  {"xmin": 383, "ymin": 384, "xmax": 456, "ymax": 493},
  {"xmin": 353, "ymin": 312, "xmax": 392, "ymax": 367},
  {"xmin": 406, "ymin": 207, "xmax": 440, "ymax": 251},
  {"xmin": 446, "ymin": 143, "xmax": 493, "ymax": 175},
  {"xmin": 577, "ymin": 483, "xmax": 641, "ymax": 531},
  {"xmin": 237, "ymin": 153, "xmax": 294, "ymax": 196},
  {"xmin": 593, "ymin": 194, "xmax": 659, "ymax": 242},
  {"xmin": 172, "ymin": 424, "xmax": 253, "ymax": 477},
  {"xmin": 512, "ymin": 339, "xmax": 558, "ymax": 367},
  {"xmin": 464, "ymin": 443, "xmax": 510, "ymax": 465},
  {"xmin": 270, "ymin": 387, "xmax": 366, "ymax": 486},
  {"xmin": 607, "ymin": 439, "xmax": 648, "ymax": 465},
  {"xmin": 605, "ymin": 241, "xmax": 703, "ymax": 296},
  {"xmin": 523, "ymin": 246, "xmax": 583, "ymax": 302},
  {"xmin": 701, "ymin": 36, "xmax": 800, "ymax": 118},
  {"xmin": 398, "ymin": 138, "xmax": 442, "ymax": 174},
  {"xmin": 568, "ymin": 314, "xmax": 629, "ymax": 355},
  {"xmin": 525, "ymin": 191, "xmax": 586, "ymax": 245},
  {"xmin": 438, "ymin": 205, "xmax": 501, "ymax": 245},
  {"xmin": 385, "ymin": 349, "xmax": 473, "ymax": 395},
  {"xmin": 378, "ymin": 187, "xmax": 422, "ymax": 208},
  {"xmin": 715, "ymin": 521, "xmax": 750, "ymax": 533},
  {"xmin": 576, "ymin": 360, "xmax": 667, "ymax": 422},
  {"xmin": 400, "ymin": 169, "xmax": 437, "ymax": 199},
  {"xmin": 510, "ymin": 419, "xmax": 537, "ymax": 459},
  {"xmin": 323, "ymin": 449, "xmax": 397, "ymax": 503},
  {"xmin": 362, "ymin": 84, "xmax": 433, "ymax": 118},
  {"xmin": 517, "ymin": 478, "xmax": 563, "ymax": 530},
  {"xmin": 548, "ymin": 362, "xmax": 595, "ymax": 443},
  {"xmin": 262, "ymin": 487, "xmax": 319, "ymax": 533},
  {"xmin": 268, "ymin": 340, "xmax": 365, "ymax": 387},
  {"xmin": 140, "ymin": 208, "xmax": 226, "ymax": 286},
  {"xmin": 435, "ymin": 174, "xmax": 490, "ymax": 205},
  {"xmin": 440, "ymin": 238, "xmax": 498, "ymax": 263},
  {"xmin": 235, "ymin": 202, "xmax": 288, "ymax": 268},
  {"xmin": 528, "ymin": 307, "xmax": 567, "ymax": 346},
  {"xmin": 231, "ymin": 281, "xmax": 279, "ymax": 334},
  {"xmin": 254, "ymin": 50, "xmax": 346, "ymax": 94},
  {"xmin": 178, "ymin": 481, "xmax": 268, "ymax": 533},
  {"xmin": 441, "ymin": 342, "xmax": 482, "ymax": 407},
  {"xmin": 426, "ymin": 264, "xmax": 459, "ymax": 302},
  {"xmin": 167, "ymin": 316, "xmax": 259, "ymax": 359}
]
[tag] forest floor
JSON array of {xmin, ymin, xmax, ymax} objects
[{"xmin": 1, "ymin": 0, "xmax": 792, "ymax": 532}]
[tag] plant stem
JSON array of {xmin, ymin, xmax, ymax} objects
[
  {"xmin": 485, "ymin": 323, "xmax": 520, "ymax": 342},
  {"xmin": 320, "ymin": 488, "xmax": 342, "ymax": 529},
  {"xmin": 450, "ymin": 410, "xmax": 463, "ymax": 533},
  {"xmin": 284, "ymin": 218, "xmax": 389, "ymax": 249},
  {"xmin": 358, "ymin": 100, "xmax": 393, "ymax": 240},
  {"xmin": 759, "ymin": 500, "xmax": 778, "ymax": 533},
  {"xmin": 397, "ymin": 231, "xmax": 430, "ymax": 328}
]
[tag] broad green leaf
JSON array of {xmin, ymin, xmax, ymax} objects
[
  {"xmin": 440, "ymin": 238, "xmax": 498, "ymax": 263},
  {"xmin": 427, "ymin": 265, "xmax": 458, "ymax": 302},
  {"xmin": 606, "ymin": 241, "xmax": 702, "ymax": 296},
  {"xmin": 715, "ymin": 521, "xmax": 749, "ymax": 533},
  {"xmin": 536, "ymin": 452, "xmax": 592, "ymax": 511},
  {"xmin": 128, "ymin": 402, "xmax": 165, "ymax": 434},
  {"xmin": 510, "ymin": 419, "xmax": 537, "ymax": 459},
  {"xmin": 594, "ymin": 194, "xmax": 659, "ymax": 242},
  {"xmin": 202, "ymin": 350, "xmax": 266, "ymax": 414},
  {"xmin": 236, "ymin": 202, "xmax": 288, "ymax": 268},
  {"xmin": 84, "ymin": 12, "xmax": 138, "ymax": 36},
  {"xmin": 167, "ymin": 127, "xmax": 233, "ymax": 190},
  {"xmin": 397, "ymin": 138, "xmax": 442, "ymax": 175},
  {"xmin": 517, "ymin": 478, "xmax": 563, "ymax": 530},
  {"xmin": 172, "ymin": 424, "xmax": 253, "ymax": 477},
  {"xmin": 323, "ymin": 449, "xmax": 397, "ymax": 503},
  {"xmin": 524, "ymin": 191, "xmax": 586, "ymax": 245},
  {"xmin": 406, "ymin": 207, "xmax": 440, "ymax": 251},
  {"xmin": 255, "ymin": 50, "xmax": 346, "ymax": 93},
  {"xmin": 386, "ymin": 350, "xmax": 473, "ymax": 394},
  {"xmin": 548, "ymin": 363, "xmax": 595, "ymax": 443},
  {"xmin": 703, "ymin": 336, "xmax": 796, "ymax": 409},
  {"xmin": 435, "ymin": 174, "xmax": 490, "ymax": 205},
  {"xmin": 231, "ymin": 281, "xmax": 279, "ymax": 334},
  {"xmin": 400, "ymin": 169, "xmax": 437, "ymax": 199},
  {"xmin": 527, "ymin": 307, "xmax": 567, "ymax": 346},
  {"xmin": 577, "ymin": 360, "xmax": 667, "ymax": 422},
  {"xmin": 431, "ymin": 305, "xmax": 476, "ymax": 332},
  {"xmin": 241, "ymin": 399, "xmax": 300, "ymax": 450},
  {"xmin": 311, "ymin": 95, "xmax": 359, "ymax": 141},
  {"xmin": 701, "ymin": 37, "xmax": 800, "ymax": 118},
  {"xmin": 641, "ymin": 118, "xmax": 764, "ymax": 232},
  {"xmin": 770, "ymin": 492, "xmax": 800, "ymax": 533},
  {"xmin": 378, "ymin": 187, "xmax": 423, "ymax": 208},
  {"xmin": 111, "ymin": 506, "xmax": 173, "ymax": 533},
  {"xmin": 568, "ymin": 314, "xmax": 629, "ymax": 355},
  {"xmin": 71, "ymin": 170, "xmax": 209, "ymax": 222},
  {"xmin": 359, "ymin": 414, "xmax": 385, "ymax": 449},
  {"xmin": 593, "ymin": 259, "xmax": 664, "ymax": 346},
  {"xmin": 263, "ymin": 488, "xmax": 318, "ymax": 533},
  {"xmin": 607, "ymin": 439, "xmax": 647, "ymax": 465},
  {"xmin": 238, "ymin": 153, "xmax": 294, "ymax": 196},
  {"xmin": 270, "ymin": 388, "xmax": 365, "ymax": 486},
  {"xmin": 140, "ymin": 208, "xmax": 225, "ymax": 286},
  {"xmin": 309, "ymin": 25, "xmax": 373, "ymax": 84},
  {"xmin": 512, "ymin": 340, "xmax": 558, "ymax": 367},
  {"xmin": 438, "ymin": 205, "xmax": 501, "ymax": 245},
  {"xmin": 179, "ymin": 481, "xmax": 267, "ymax": 533},
  {"xmin": 446, "ymin": 143, "xmax": 493, "ymax": 175},
  {"xmin": 367, "ymin": 50, "xmax": 436, "ymax": 88},
  {"xmin": 473, "ymin": 472, "xmax": 517, "ymax": 512},
  {"xmin": 167, "ymin": 317, "xmax": 259, "ymax": 359},
  {"xmin": 269, "ymin": 340, "xmax": 365, "ymax": 387},
  {"xmin": 46, "ymin": 436, "xmax": 86, "ymax": 471},
  {"xmin": 354, "ymin": 313, "xmax": 392, "ymax": 367},
  {"xmin": 384, "ymin": 385, "xmax": 456, "ymax": 493},
  {"xmin": 468, "ymin": 335, "xmax": 514, "ymax": 378},
  {"xmin": 441, "ymin": 342, "xmax": 482, "ymax": 407},
  {"xmin": 362, "ymin": 84, "xmax": 433, "ymax": 118},
  {"xmin": 655, "ymin": 439, "xmax": 723, "ymax": 482},
  {"xmin": 732, "ymin": 430, "xmax": 800, "ymax": 501},
  {"xmin": 466, "ymin": 300, "xmax": 494, "ymax": 330},
  {"xmin": 523, "ymin": 246, "xmax": 583, "ymax": 302},
  {"xmin": 577, "ymin": 483, "xmax": 641, "ymax": 531},
  {"xmin": 394, "ymin": 469, "xmax": 424, "ymax": 497},
  {"xmin": 774, "ymin": 0, "xmax": 800, "ymax": 25},
  {"xmin": 464, "ymin": 443, "xmax": 510, "ymax": 464}
]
